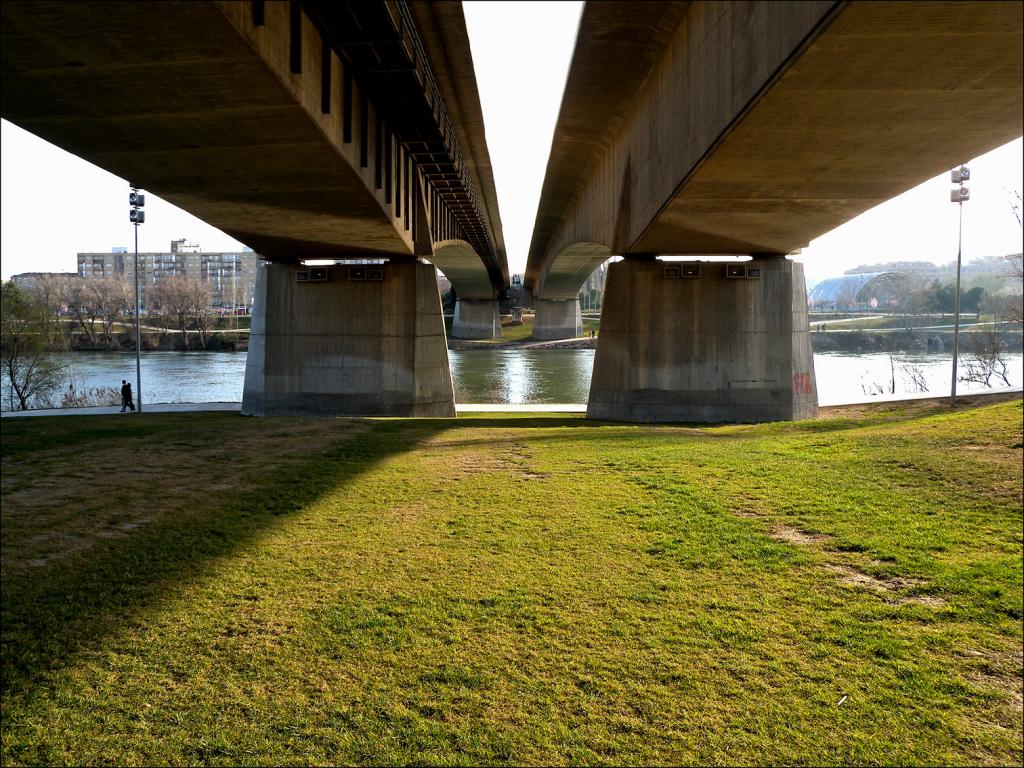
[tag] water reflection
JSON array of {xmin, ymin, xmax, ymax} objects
[
  {"xmin": 2, "ymin": 348, "xmax": 1020, "ymax": 409},
  {"xmin": 448, "ymin": 350, "xmax": 594, "ymax": 404}
]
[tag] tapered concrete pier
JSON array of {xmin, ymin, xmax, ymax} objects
[
  {"xmin": 587, "ymin": 258, "xmax": 818, "ymax": 423},
  {"xmin": 533, "ymin": 298, "xmax": 582, "ymax": 340},
  {"xmin": 451, "ymin": 299, "xmax": 502, "ymax": 339},
  {"xmin": 242, "ymin": 261, "xmax": 455, "ymax": 417}
]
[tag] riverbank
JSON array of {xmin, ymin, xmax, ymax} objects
[
  {"xmin": 449, "ymin": 335, "xmax": 597, "ymax": 350},
  {"xmin": 4, "ymin": 349, "xmax": 1021, "ymax": 412},
  {"xmin": 2, "ymin": 399, "xmax": 1020, "ymax": 765},
  {"xmin": 57, "ymin": 318, "xmax": 1023, "ymax": 355},
  {"xmin": 811, "ymin": 327, "xmax": 1023, "ymax": 353},
  {"xmin": 68, "ymin": 330, "xmax": 249, "ymax": 353}
]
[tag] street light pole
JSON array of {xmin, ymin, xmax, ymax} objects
[
  {"xmin": 949, "ymin": 165, "xmax": 970, "ymax": 407},
  {"xmin": 130, "ymin": 186, "xmax": 146, "ymax": 413}
]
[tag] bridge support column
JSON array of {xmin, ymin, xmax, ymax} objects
[
  {"xmin": 587, "ymin": 258, "xmax": 818, "ymax": 423},
  {"xmin": 451, "ymin": 299, "xmax": 502, "ymax": 339},
  {"xmin": 242, "ymin": 261, "xmax": 455, "ymax": 416},
  {"xmin": 533, "ymin": 298, "xmax": 582, "ymax": 340}
]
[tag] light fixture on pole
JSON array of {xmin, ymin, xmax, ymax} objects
[
  {"xmin": 130, "ymin": 185, "xmax": 145, "ymax": 413},
  {"xmin": 949, "ymin": 165, "xmax": 969, "ymax": 407}
]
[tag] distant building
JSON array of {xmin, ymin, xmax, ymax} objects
[
  {"xmin": 10, "ymin": 271, "xmax": 78, "ymax": 289},
  {"xmin": 809, "ymin": 272, "xmax": 906, "ymax": 311},
  {"xmin": 77, "ymin": 241, "xmax": 258, "ymax": 310}
]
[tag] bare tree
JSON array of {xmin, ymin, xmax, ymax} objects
[
  {"xmin": 1002, "ymin": 252, "xmax": 1023, "ymax": 326},
  {"xmin": 894, "ymin": 276, "xmax": 937, "ymax": 330},
  {"xmin": 834, "ymin": 281, "xmax": 859, "ymax": 312},
  {"xmin": 190, "ymin": 280, "xmax": 213, "ymax": 349},
  {"xmin": 62, "ymin": 279, "xmax": 104, "ymax": 346},
  {"xmin": 1, "ymin": 282, "xmax": 67, "ymax": 410},
  {"xmin": 149, "ymin": 276, "xmax": 212, "ymax": 349},
  {"xmin": 900, "ymin": 362, "xmax": 930, "ymax": 394},
  {"xmin": 93, "ymin": 277, "xmax": 128, "ymax": 349},
  {"xmin": 1003, "ymin": 191, "xmax": 1024, "ymax": 324},
  {"xmin": 150, "ymin": 276, "xmax": 193, "ymax": 347},
  {"xmin": 959, "ymin": 331, "xmax": 1013, "ymax": 388},
  {"xmin": 861, "ymin": 356, "xmax": 898, "ymax": 396},
  {"xmin": 23, "ymin": 274, "xmax": 72, "ymax": 347}
]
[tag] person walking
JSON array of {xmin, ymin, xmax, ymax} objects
[{"xmin": 120, "ymin": 379, "xmax": 135, "ymax": 412}]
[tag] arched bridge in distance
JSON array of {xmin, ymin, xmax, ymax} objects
[
  {"xmin": 0, "ymin": 0, "xmax": 510, "ymax": 416},
  {"xmin": 525, "ymin": 0, "xmax": 1023, "ymax": 423}
]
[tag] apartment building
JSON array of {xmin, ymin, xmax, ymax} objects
[{"xmin": 77, "ymin": 240, "xmax": 258, "ymax": 310}]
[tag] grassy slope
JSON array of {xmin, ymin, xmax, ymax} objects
[{"xmin": 1, "ymin": 402, "xmax": 1021, "ymax": 766}]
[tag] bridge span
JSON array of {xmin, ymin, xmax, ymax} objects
[
  {"xmin": 526, "ymin": 0, "xmax": 1023, "ymax": 422},
  {"xmin": 1, "ymin": 0, "xmax": 509, "ymax": 415}
]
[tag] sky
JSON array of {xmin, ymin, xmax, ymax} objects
[{"xmin": 1, "ymin": 1, "xmax": 1022, "ymax": 284}]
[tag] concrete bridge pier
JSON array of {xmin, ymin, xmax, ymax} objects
[
  {"xmin": 587, "ymin": 257, "xmax": 818, "ymax": 423},
  {"xmin": 242, "ymin": 261, "xmax": 455, "ymax": 416},
  {"xmin": 533, "ymin": 298, "xmax": 582, "ymax": 340},
  {"xmin": 451, "ymin": 299, "xmax": 502, "ymax": 339}
]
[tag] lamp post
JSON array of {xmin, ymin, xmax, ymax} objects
[
  {"xmin": 949, "ymin": 165, "xmax": 970, "ymax": 407},
  {"xmin": 129, "ymin": 185, "xmax": 146, "ymax": 413}
]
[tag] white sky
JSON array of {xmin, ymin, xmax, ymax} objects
[{"xmin": 1, "ymin": 1, "xmax": 1021, "ymax": 284}]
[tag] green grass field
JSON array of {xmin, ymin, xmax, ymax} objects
[{"xmin": 1, "ymin": 400, "xmax": 1021, "ymax": 765}]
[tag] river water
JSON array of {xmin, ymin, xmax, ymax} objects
[{"xmin": 3, "ymin": 349, "xmax": 1020, "ymax": 411}]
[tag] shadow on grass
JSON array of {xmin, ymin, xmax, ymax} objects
[
  {"xmin": 4, "ymin": 413, "xmax": 724, "ymax": 695},
  {"xmin": 3, "ymin": 399, "xmax": 1010, "ymax": 695},
  {"xmin": 0, "ymin": 416, "xmax": 451, "ymax": 697}
]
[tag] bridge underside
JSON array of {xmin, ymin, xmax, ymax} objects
[
  {"xmin": 1, "ymin": 1, "xmax": 415, "ymax": 260},
  {"xmin": 526, "ymin": 0, "xmax": 1022, "ymax": 422},
  {"xmin": 531, "ymin": 242, "xmax": 610, "ymax": 340},
  {"xmin": 430, "ymin": 240, "xmax": 502, "ymax": 339},
  {"xmin": 630, "ymin": 1, "xmax": 1024, "ymax": 256},
  {"xmin": 3, "ymin": 0, "xmax": 511, "ymax": 414}
]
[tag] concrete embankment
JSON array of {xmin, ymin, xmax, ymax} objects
[
  {"xmin": 447, "ymin": 336, "xmax": 597, "ymax": 351},
  {"xmin": 811, "ymin": 329, "xmax": 1022, "ymax": 353}
]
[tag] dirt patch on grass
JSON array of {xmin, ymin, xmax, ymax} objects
[
  {"xmin": 965, "ymin": 647, "xmax": 1024, "ymax": 714},
  {"xmin": 823, "ymin": 563, "xmax": 945, "ymax": 607},
  {"xmin": 385, "ymin": 502, "xmax": 429, "ymax": 524},
  {"xmin": 824, "ymin": 562, "xmax": 920, "ymax": 591},
  {"xmin": 423, "ymin": 436, "xmax": 546, "ymax": 482},
  {"xmin": 768, "ymin": 525, "xmax": 830, "ymax": 546},
  {"xmin": 735, "ymin": 512, "xmax": 947, "ymax": 609}
]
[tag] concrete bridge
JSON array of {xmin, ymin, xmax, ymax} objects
[
  {"xmin": 0, "ymin": 0, "xmax": 509, "ymax": 415},
  {"xmin": 526, "ymin": 0, "xmax": 1023, "ymax": 422}
]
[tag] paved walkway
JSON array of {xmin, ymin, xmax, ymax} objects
[
  {"xmin": 1, "ymin": 402, "xmax": 242, "ymax": 418},
  {"xmin": 818, "ymin": 386, "xmax": 1021, "ymax": 407},
  {"xmin": 2, "ymin": 391, "xmax": 1018, "ymax": 419},
  {"xmin": 1, "ymin": 402, "xmax": 588, "ymax": 418}
]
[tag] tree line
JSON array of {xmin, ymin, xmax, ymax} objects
[
  {"xmin": 898, "ymin": 268, "xmax": 1023, "ymax": 330},
  {"xmin": 12, "ymin": 273, "xmax": 219, "ymax": 350},
  {"xmin": 2, "ymin": 275, "xmax": 228, "ymax": 410}
]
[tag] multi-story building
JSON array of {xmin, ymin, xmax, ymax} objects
[
  {"xmin": 77, "ymin": 240, "xmax": 258, "ymax": 311},
  {"xmin": 10, "ymin": 271, "xmax": 78, "ymax": 289}
]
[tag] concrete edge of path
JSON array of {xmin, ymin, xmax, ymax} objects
[{"xmin": 0, "ymin": 402, "xmax": 244, "ymax": 418}]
